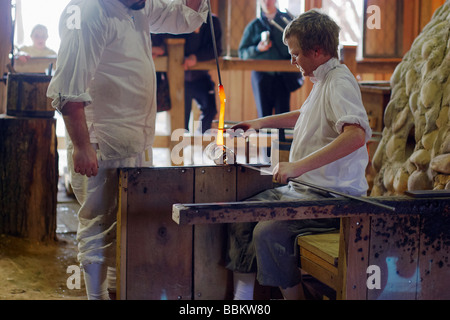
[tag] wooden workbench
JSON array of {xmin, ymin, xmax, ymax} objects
[
  {"xmin": 173, "ymin": 193, "xmax": 450, "ymax": 300},
  {"xmin": 116, "ymin": 162, "xmax": 450, "ymax": 300},
  {"xmin": 117, "ymin": 165, "xmax": 273, "ymax": 300}
]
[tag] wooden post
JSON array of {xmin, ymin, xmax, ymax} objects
[
  {"xmin": 193, "ymin": 166, "xmax": 236, "ymax": 300},
  {"xmin": 165, "ymin": 38, "xmax": 186, "ymax": 165},
  {"xmin": 340, "ymin": 216, "xmax": 370, "ymax": 300},
  {"xmin": 341, "ymin": 45, "xmax": 358, "ymax": 77},
  {"xmin": 0, "ymin": 115, "xmax": 58, "ymax": 242},
  {"xmin": 166, "ymin": 38, "xmax": 186, "ymax": 132},
  {"xmin": 0, "ymin": 0, "xmax": 12, "ymax": 114}
]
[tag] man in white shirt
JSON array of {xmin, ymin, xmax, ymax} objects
[
  {"xmin": 47, "ymin": 0, "xmax": 208, "ymax": 300},
  {"xmin": 228, "ymin": 10, "xmax": 372, "ymax": 300}
]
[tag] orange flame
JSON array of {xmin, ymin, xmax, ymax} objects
[{"xmin": 217, "ymin": 84, "xmax": 226, "ymax": 147}]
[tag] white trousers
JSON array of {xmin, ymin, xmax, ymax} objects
[{"xmin": 68, "ymin": 143, "xmax": 153, "ymax": 267}]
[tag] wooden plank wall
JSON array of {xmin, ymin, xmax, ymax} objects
[
  {"xmin": 118, "ymin": 168, "xmax": 195, "ymax": 300},
  {"xmin": 0, "ymin": 0, "xmax": 12, "ymax": 114},
  {"xmin": 117, "ymin": 166, "xmax": 274, "ymax": 300}
]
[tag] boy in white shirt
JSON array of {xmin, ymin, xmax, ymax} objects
[{"xmin": 228, "ymin": 9, "xmax": 372, "ymax": 300}]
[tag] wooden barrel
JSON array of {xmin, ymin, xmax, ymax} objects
[{"xmin": 6, "ymin": 73, "xmax": 54, "ymax": 118}]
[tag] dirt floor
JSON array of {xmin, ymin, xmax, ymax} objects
[
  {"xmin": 0, "ymin": 176, "xmax": 87, "ymax": 300},
  {"xmin": 0, "ymin": 232, "xmax": 86, "ymax": 300}
]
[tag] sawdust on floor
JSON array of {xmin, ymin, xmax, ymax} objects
[{"xmin": 0, "ymin": 233, "xmax": 86, "ymax": 300}]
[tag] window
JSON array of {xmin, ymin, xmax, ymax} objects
[
  {"xmin": 256, "ymin": 0, "xmax": 304, "ymax": 18},
  {"xmin": 321, "ymin": 0, "xmax": 364, "ymax": 58},
  {"xmin": 278, "ymin": 0, "xmax": 304, "ymax": 15},
  {"xmin": 13, "ymin": 0, "xmax": 71, "ymax": 53}
]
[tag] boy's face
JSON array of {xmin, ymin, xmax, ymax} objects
[{"xmin": 286, "ymin": 37, "xmax": 316, "ymax": 77}]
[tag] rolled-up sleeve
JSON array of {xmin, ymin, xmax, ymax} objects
[
  {"xmin": 328, "ymin": 80, "xmax": 373, "ymax": 143},
  {"xmin": 148, "ymin": 0, "xmax": 208, "ymax": 34},
  {"xmin": 47, "ymin": 3, "xmax": 108, "ymax": 111}
]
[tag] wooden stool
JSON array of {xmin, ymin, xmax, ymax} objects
[{"xmin": 298, "ymin": 231, "xmax": 342, "ymax": 299}]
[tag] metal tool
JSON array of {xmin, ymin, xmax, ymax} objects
[
  {"xmin": 207, "ymin": 0, "xmax": 226, "ymax": 147},
  {"xmin": 237, "ymin": 162, "xmax": 396, "ymax": 212},
  {"xmin": 207, "ymin": 0, "xmax": 222, "ymax": 86},
  {"xmin": 269, "ymin": 19, "xmax": 285, "ymax": 32},
  {"xmin": 204, "ymin": 140, "xmax": 395, "ymax": 211},
  {"xmin": 282, "ymin": 16, "xmax": 291, "ymax": 26}
]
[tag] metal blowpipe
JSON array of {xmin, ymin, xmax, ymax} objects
[
  {"xmin": 207, "ymin": 0, "xmax": 227, "ymax": 147},
  {"xmin": 207, "ymin": 0, "xmax": 222, "ymax": 86},
  {"xmin": 238, "ymin": 163, "xmax": 396, "ymax": 212}
]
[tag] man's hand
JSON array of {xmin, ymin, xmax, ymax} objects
[
  {"xmin": 184, "ymin": 54, "xmax": 197, "ymax": 70},
  {"xmin": 16, "ymin": 54, "xmax": 31, "ymax": 63},
  {"xmin": 62, "ymin": 102, "xmax": 99, "ymax": 177},
  {"xmin": 72, "ymin": 144, "xmax": 98, "ymax": 177},
  {"xmin": 152, "ymin": 46, "xmax": 165, "ymax": 58}
]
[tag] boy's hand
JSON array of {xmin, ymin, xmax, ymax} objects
[{"xmin": 273, "ymin": 162, "xmax": 300, "ymax": 184}]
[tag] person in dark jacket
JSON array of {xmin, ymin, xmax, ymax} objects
[{"xmin": 239, "ymin": 0, "xmax": 302, "ymax": 117}]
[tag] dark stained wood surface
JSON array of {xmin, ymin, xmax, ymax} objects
[
  {"xmin": 0, "ymin": 115, "xmax": 57, "ymax": 242},
  {"xmin": 117, "ymin": 165, "xmax": 273, "ymax": 300},
  {"xmin": 173, "ymin": 196, "xmax": 450, "ymax": 225}
]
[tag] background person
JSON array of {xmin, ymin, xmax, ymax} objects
[
  {"xmin": 16, "ymin": 24, "xmax": 56, "ymax": 63},
  {"xmin": 238, "ymin": 0, "xmax": 303, "ymax": 118}
]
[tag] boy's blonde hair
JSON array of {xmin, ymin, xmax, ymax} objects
[{"xmin": 283, "ymin": 9, "xmax": 340, "ymax": 58}]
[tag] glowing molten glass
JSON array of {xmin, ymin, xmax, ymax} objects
[{"xmin": 217, "ymin": 84, "xmax": 226, "ymax": 147}]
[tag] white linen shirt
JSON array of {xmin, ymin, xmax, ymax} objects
[
  {"xmin": 289, "ymin": 58, "xmax": 372, "ymax": 196},
  {"xmin": 47, "ymin": 0, "xmax": 208, "ymax": 160}
]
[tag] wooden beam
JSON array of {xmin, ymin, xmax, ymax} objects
[
  {"xmin": 13, "ymin": 57, "xmax": 57, "ymax": 73},
  {"xmin": 340, "ymin": 46, "xmax": 401, "ymax": 76},
  {"xmin": 173, "ymin": 196, "xmax": 450, "ymax": 225},
  {"xmin": 0, "ymin": 0, "xmax": 12, "ymax": 114},
  {"xmin": 338, "ymin": 216, "xmax": 371, "ymax": 300},
  {"xmin": 157, "ymin": 53, "xmax": 401, "ymax": 78},
  {"xmin": 166, "ymin": 38, "xmax": 186, "ymax": 133},
  {"xmin": 155, "ymin": 56, "xmax": 299, "ymax": 73}
]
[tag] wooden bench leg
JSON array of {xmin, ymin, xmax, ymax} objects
[
  {"xmin": 338, "ymin": 216, "xmax": 371, "ymax": 300},
  {"xmin": 298, "ymin": 216, "xmax": 371, "ymax": 300}
]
